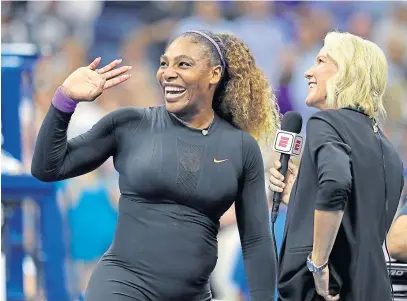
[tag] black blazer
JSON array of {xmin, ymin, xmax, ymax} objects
[{"xmin": 278, "ymin": 108, "xmax": 404, "ymax": 301}]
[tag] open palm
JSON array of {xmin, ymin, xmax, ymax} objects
[{"xmin": 61, "ymin": 57, "xmax": 132, "ymax": 102}]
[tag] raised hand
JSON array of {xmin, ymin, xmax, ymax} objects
[
  {"xmin": 268, "ymin": 159, "xmax": 298, "ymax": 205},
  {"xmin": 61, "ymin": 57, "xmax": 132, "ymax": 103}
]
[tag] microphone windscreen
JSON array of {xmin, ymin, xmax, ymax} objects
[{"xmin": 281, "ymin": 111, "xmax": 303, "ymax": 134}]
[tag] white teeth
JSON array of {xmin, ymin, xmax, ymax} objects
[
  {"xmin": 163, "ymin": 85, "xmax": 187, "ymax": 100},
  {"xmin": 165, "ymin": 86, "xmax": 186, "ymax": 93},
  {"xmin": 309, "ymin": 83, "xmax": 316, "ymax": 88},
  {"xmin": 165, "ymin": 88, "xmax": 186, "ymax": 100}
]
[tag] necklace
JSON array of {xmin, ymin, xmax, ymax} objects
[
  {"xmin": 201, "ymin": 115, "xmax": 214, "ymax": 136},
  {"xmin": 372, "ymin": 118, "xmax": 378, "ymax": 133},
  {"xmin": 171, "ymin": 110, "xmax": 215, "ymax": 136}
]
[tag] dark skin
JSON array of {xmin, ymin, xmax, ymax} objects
[{"xmin": 156, "ymin": 37, "xmax": 223, "ymax": 129}]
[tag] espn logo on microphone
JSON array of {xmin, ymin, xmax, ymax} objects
[{"xmin": 273, "ymin": 130, "xmax": 304, "ymax": 156}]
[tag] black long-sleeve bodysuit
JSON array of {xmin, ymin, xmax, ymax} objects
[{"xmin": 32, "ymin": 102, "xmax": 276, "ymax": 301}]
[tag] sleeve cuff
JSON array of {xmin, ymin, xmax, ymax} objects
[
  {"xmin": 52, "ymin": 87, "xmax": 78, "ymax": 113},
  {"xmin": 315, "ymin": 202, "xmax": 346, "ymax": 211},
  {"xmin": 315, "ymin": 181, "xmax": 350, "ymax": 211}
]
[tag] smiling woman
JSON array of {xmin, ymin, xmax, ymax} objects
[
  {"xmin": 157, "ymin": 30, "xmax": 280, "ymax": 144},
  {"xmin": 268, "ymin": 31, "xmax": 403, "ymax": 301},
  {"xmin": 304, "ymin": 31, "xmax": 387, "ymax": 118},
  {"xmin": 31, "ymin": 29, "xmax": 280, "ymax": 301}
]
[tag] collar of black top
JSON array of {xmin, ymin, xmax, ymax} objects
[{"xmin": 343, "ymin": 105, "xmax": 368, "ymax": 116}]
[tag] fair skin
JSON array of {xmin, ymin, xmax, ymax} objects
[
  {"xmin": 387, "ymin": 214, "xmax": 407, "ymax": 262},
  {"xmin": 268, "ymin": 159, "xmax": 298, "ymax": 205},
  {"xmin": 304, "ymin": 47, "xmax": 338, "ymax": 110},
  {"xmin": 269, "ymin": 46, "xmax": 341, "ymax": 301}
]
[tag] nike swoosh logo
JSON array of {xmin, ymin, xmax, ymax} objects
[{"xmin": 214, "ymin": 158, "xmax": 228, "ymax": 163}]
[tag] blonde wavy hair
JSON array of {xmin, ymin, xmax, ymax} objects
[
  {"xmin": 324, "ymin": 31, "xmax": 388, "ymax": 118},
  {"xmin": 180, "ymin": 31, "xmax": 281, "ymax": 146}
]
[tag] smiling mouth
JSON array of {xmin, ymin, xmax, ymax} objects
[
  {"xmin": 308, "ymin": 83, "xmax": 317, "ymax": 88},
  {"xmin": 164, "ymin": 86, "xmax": 187, "ymax": 101}
]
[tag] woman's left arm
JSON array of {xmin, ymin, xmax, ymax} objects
[
  {"xmin": 306, "ymin": 117, "xmax": 352, "ymax": 267},
  {"xmin": 235, "ymin": 133, "xmax": 276, "ymax": 301}
]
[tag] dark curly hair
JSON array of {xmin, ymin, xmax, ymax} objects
[{"xmin": 170, "ymin": 30, "xmax": 280, "ymax": 145}]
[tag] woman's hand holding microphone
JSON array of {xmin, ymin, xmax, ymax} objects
[{"xmin": 268, "ymin": 159, "xmax": 298, "ymax": 205}]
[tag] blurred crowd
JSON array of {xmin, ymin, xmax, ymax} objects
[{"xmin": 2, "ymin": 1, "xmax": 407, "ymax": 301}]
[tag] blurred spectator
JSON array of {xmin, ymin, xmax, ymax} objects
[
  {"xmin": 1, "ymin": 2, "xmax": 30, "ymax": 43},
  {"xmin": 308, "ymin": 7, "xmax": 334, "ymax": 41},
  {"xmin": 383, "ymin": 35, "xmax": 407, "ymax": 122},
  {"xmin": 22, "ymin": 1, "xmax": 100, "ymax": 53},
  {"xmin": 172, "ymin": 1, "xmax": 232, "ymax": 37},
  {"xmin": 380, "ymin": 33, "xmax": 407, "ymax": 163},
  {"xmin": 88, "ymin": 2, "xmax": 142, "ymax": 63},
  {"xmin": 284, "ymin": 15, "xmax": 322, "ymax": 130},
  {"xmin": 58, "ymin": 169, "xmax": 118, "ymax": 297},
  {"xmin": 119, "ymin": 27, "xmax": 163, "ymax": 107},
  {"xmin": 372, "ymin": 2, "xmax": 407, "ymax": 64},
  {"xmin": 347, "ymin": 11, "xmax": 373, "ymax": 39},
  {"xmin": 232, "ymin": 1, "xmax": 286, "ymax": 87}
]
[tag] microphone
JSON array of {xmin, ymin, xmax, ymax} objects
[{"xmin": 270, "ymin": 111, "xmax": 303, "ymax": 223}]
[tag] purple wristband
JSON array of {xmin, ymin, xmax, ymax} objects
[{"xmin": 52, "ymin": 87, "xmax": 78, "ymax": 113}]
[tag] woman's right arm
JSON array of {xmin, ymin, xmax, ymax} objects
[
  {"xmin": 32, "ymin": 57, "xmax": 132, "ymax": 182},
  {"xmin": 32, "ymin": 88, "xmax": 117, "ymax": 182},
  {"xmin": 268, "ymin": 158, "xmax": 298, "ymax": 205}
]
